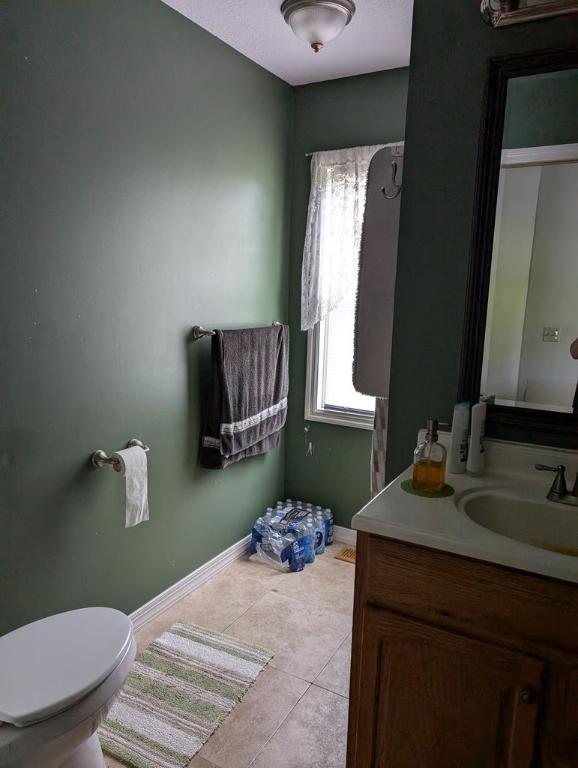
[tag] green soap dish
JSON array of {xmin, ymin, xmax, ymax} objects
[{"xmin": 401, "ymin": 479, "xmax": 455, "ymax": 499}]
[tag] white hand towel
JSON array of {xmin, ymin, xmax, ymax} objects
[{"xmin": 112, "ymin": 446, "xmax": 149, "ymax": 527}]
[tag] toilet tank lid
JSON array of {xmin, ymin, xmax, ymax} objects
[{"xmin": 0, "ymin": 607, "xmax": 133, "ymax": 727}]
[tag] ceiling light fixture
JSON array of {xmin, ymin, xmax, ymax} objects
[{"xmin": 281, "ymin": 0, "xmax": 356, "ymax": 53}]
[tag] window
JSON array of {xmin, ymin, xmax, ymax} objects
[
  {"xmin": 305, "ymin": 293, "xmax": 375, "ymax": 430},
  {"xmin": 303, "ymin": 146, "xmax": 377, "ymax": 430}
]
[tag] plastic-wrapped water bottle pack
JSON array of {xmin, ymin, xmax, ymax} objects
[{"xmin": 249, "ymin": 499, "xmax": 334, "ymax": 572}]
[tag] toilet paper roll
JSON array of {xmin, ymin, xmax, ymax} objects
[{"xmin": 112, "ymin": 446, "xmax": 149, "ymax": 528}]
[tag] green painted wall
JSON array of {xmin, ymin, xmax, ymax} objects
[
  {"xmin": 504, "ymin": 69, "xmax": 578, "ymax": 149},
  {"xmin": 284, "ymin": 70, "xmax": 409, "ymax": 528},
  {"xmin": 386, "ymin": 1, "xmax": 578, "ymax": 482},
  {"xmin": 4, "ymin": 0, "xmax": 575, "ymax": 636},
  {"xmin": 0, "ymin": 0, "xmax": 292, "ymax": 635}
]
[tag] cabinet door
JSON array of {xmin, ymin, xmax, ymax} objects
[
  {"xmin": 349, "ymin": 606, "xmax": 544, "ymax": 768},
  {"xmin": 540, "ymin": 666, "xmax": 578, "ymax": 768}
]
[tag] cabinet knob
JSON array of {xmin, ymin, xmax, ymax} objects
[{"xmin": 520, "ymin": 688, "xmax": 536, "ymax": 705}]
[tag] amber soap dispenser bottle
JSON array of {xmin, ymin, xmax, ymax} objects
[{"xmin": 413, "ymin": 418, "xmax": 447, "ymax": 493}]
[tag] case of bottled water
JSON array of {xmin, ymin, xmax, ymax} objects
[{"xmin": 249, "ymin": 499, "xmax": 334, "ymax": 572}]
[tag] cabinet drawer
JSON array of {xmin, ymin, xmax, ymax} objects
[{"xmin": 363, "ymin": 533, "xmax": 578, "ymax": 657}]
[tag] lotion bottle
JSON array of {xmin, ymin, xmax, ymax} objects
[
  {"xmin": 448, "ymin": 401, "xmax": 470, "ymax": 474},
  {"xmin": 466, "ymin": 400, "xmax": 486, "ymax": 475}
]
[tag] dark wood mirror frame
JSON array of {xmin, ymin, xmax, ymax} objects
[{"xmin": 459, "ymin": 46, "xmax": 578, "ymax": 442}]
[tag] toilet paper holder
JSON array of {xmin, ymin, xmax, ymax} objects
[{"xmin": 91, "ymin": 439, "xmax": 150, "ymax": 472}]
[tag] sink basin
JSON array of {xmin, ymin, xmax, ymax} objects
[{"xmin": 462, "ymin": 492, "xmax": 578, "ymax": 557}]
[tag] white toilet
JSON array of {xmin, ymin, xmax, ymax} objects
[{"xmin": 0, "ymin": 607, "xmax": 136, "ymax": 768}]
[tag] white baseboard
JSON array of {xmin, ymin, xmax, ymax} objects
[
  {"xmin": 333, "ymin": 525, "xmax": 357, "ymax": 546},
  {"xmin": 130, "ymin": 524, "xmax": 357, "ymax": 632},
  {"xmin": 130, "ymin": 534, "xmax": 251, "ymax": 631}
]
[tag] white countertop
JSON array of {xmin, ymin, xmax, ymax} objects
[{"xmin": 352, "ymin": 438, "xmax": 578, "ymax": 585}]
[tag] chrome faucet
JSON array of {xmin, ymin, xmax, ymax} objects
[{"xmin": 535, "ymin": 464, "xmax": 578, "ymax": 506}]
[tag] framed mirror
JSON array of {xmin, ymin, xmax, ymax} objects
[
  {"xmin": 481, "ymin": 1, "xmax": 578, "ymax": 27},
  {"xmin": 460, "ymin": 48, "xmax": 578, "ymax": 440}
]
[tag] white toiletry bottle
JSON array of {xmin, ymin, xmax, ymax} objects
[
  {"xmin": 467, "ymin": 400, "xmax": 486, "ymax": 475},
  {"xmin": 448, "ymin": 401, "xmax": 470, "ymax": 474}
]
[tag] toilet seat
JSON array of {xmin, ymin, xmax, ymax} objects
[{"xmin": 0, "ymin": 607, "xmax": 133, "ymax": 727}]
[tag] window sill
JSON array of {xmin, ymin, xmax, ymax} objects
[{"xmin": 304, "ymin": 405, "xmax": 374, "ymax": 431}]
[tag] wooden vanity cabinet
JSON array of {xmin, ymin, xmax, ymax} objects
[{"xmin": 347, "ymin": 532, "xmax": 578, "ymax": 768}]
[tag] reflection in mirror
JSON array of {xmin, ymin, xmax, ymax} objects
[{"xmin": 481, "ymin": 68, "xmax": 578, "ymax": 415}]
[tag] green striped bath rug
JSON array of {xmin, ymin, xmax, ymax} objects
[{"xmin": 99, "ymin": 622, "xmax": 273, "ymax": 768}]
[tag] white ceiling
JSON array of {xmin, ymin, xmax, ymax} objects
[{"xmin": 161, "ymin": 0, "xmax": 413, "ymax": 86}]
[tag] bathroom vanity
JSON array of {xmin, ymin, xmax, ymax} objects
[
  {"xmin": 347, "ymin": 441, "xmax": 578, "ymax": 768},
  {"xmin": 347, "ymin": 41, "xmax": 578, "ymax": 768}
]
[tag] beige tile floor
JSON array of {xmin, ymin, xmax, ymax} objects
[{"xmin": 104, "ymin": 548, "xmax": 355, "ymax": 768}]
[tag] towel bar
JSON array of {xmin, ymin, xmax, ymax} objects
[
  {"xmin": 91, "ymin": 438, "xmax": 149, "ymax": 471},
  {"xmin": 192, "ymin": 322, "xmax": 282, "ymax": 341}
]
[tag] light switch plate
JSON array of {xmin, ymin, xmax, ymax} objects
[{"xmin": 542, "ymin": 327, "xmax": 560, "ymax": 342}]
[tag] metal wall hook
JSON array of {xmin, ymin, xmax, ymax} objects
[
  {"xmin": 381, "ymin": 160, "xmax": 402, "ymax": 200},
  {"xmin": 91, "ymin": 438, "xmax": 150, "ymax": 471}
]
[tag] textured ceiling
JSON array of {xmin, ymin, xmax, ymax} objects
[{"xmin": 161, "ymin": 0, "xmax": 413, "ymax": 86}]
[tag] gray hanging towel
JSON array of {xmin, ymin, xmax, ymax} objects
[
  {"xmin": 200, "ymin": 325, "xmax": 289, "ymax": 469},
  {"xmin": 353, "ymin": 144, "xmax": 404, "ymax": 398}
]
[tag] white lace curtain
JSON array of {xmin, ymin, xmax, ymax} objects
[{"xmin": 300, "ymin": 144, "xmax": 384, "ymax": 331}]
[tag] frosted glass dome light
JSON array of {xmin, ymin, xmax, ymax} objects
[{"xmin": 281, "ymin": 0, "xmax": 356, "ymax": 53}]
